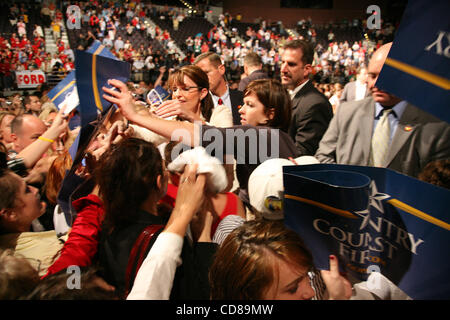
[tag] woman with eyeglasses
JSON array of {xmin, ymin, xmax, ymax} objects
[
  {"xmin": 152, "ymin": 64, "xmax": 233, "ymax": 128},
  {"xmin": 103, "ymin": 78, "xmax": 298, "ymax": 208},
  {"xmin": 124, "ymin": 65, "xmax": 233, "ymax": 148}
]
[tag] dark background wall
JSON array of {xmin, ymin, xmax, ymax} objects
[{"xmin": 223, "ymin": 0, "xmax": 406, "ymax": 27}]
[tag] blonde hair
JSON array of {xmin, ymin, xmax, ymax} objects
[{"xmin": 38, "ymin": 103, "xmax": 58, "ymax": 122}]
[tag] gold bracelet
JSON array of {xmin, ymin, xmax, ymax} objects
[{"xmin": 38, "ymin": 136, "xmax": 55, "ymax": 143}]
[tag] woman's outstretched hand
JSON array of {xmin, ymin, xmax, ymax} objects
[
  {"xmin": 155, "ymin": 99, "xmax": 202, "ymax": 123},
  {"xmin": 165, "ymin": 163, "xmax": 207, "ymax": 237},
  {"xmin": 320, "ymin": 255, "xmax": 352, "ymax": 300},
  {"xmin": 102, "ymin": 79, "xmax": 138, "ymax": 122}
]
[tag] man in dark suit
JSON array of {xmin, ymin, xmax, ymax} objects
[
  {"xmin": 280, "ymin": 39, "xmax": 333, "ymax": 156},
  {"xmin": 339, "ymin": 66, "xmax": 370, "ymax": 103},
  {"xmin": 315, "ymin": 42, "xmax": 450, "ymax": 178},
  {"xmin": 194, "ymin": 52, "xmax": 243, "ymax": 125},
  {"xmin": 238, "ymin": 52, "xmax": 269, "ymax": 92}
]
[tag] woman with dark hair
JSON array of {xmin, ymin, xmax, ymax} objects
[
  {"xmin": 153, "ymin": 65, "xmax": 233, "ymax": 127},
  {"xmin": 0, "ymin": 165, "xmax": 67, "ymax": 277},
  {"xmin": 95, "ymin": 138, "xmax": 216, "ymax": 299},
  {"xmin": 103, "ymin": 78, "xmax": 298, "ymax": 206},
  {"xmin": 126, "ymin": 65, "xmax": 233, "ymax": 148},
  {"xmin": 96, "ymin": 138, "xmax": 165, "ymax": 234},
  {"xmin": 209, "ymin": 220, "xmax": 352, "ymax": 300},
  {"xmin": 418, "ymin": 159, "xmax": 450, "ymax": 189},
  {"xmin": 239, "ymin": 79, "xmax": 291, "ymax": 132}
]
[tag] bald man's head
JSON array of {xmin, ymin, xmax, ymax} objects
[
  {"xmin": 10, "ymin": 114, "xmax": 47, "ymax": 152},
  {"xmin": 367, "ymin": 42, "xmax": 402, "ymax": 106}
]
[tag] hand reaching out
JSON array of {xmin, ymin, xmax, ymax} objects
[
  {"xmin": 174, "ymin": 163, "xmax": 206, "ymax": 215},
  {"xmin": 102, "ymin": 79, "xmax": 138, "ymax": 122},
  {"xmin": 165, "ymin": 163, "xmax": 207, "ymax": 237},
  {"xmin": 154, "ymin": 99, "xmax": 201, "ymax": 122},
  {"xmin": 320, "ymin": 255, "xmax": 352, "ymax": 300},
  {"xmin": 47, "ymin": 104, "xmax": 69, "ymax": 140}
]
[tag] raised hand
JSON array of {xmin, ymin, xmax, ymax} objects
[
  {"xmin": 165, "ymin": 163, "xmax": 207, "ymax": 237},
  {"xmin": 320, "ymin": 255, "xmax": 353, "ymax": 300},
  {"xmin": 154, "ymin": 99, "xmax": 202, "ymax": 122},
  {"xmin": 102, "ymin": 79, "xmax": 138, "ymax": 122}
]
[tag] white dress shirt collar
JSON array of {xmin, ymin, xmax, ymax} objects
[{"xmin": 289, "ymin": 80, "xmax": 309, "ymax": 100}]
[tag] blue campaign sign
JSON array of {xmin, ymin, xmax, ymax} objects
[
  {"xmin": 283, "ymin": 164, "xmax": 450, "ymax": 300},
  {"xmin": 147, "ymin": 85, "xmax": 171, "ymax": 106},
  {"xmin": 46, "ymin": 70, "xmax": 77, "ymax": 112},
  {"xmin": 74, "ymin": 49, "xmax": 130, "ymax": 127},
  {"xmin": 376, "ymin": 0, "xmax": 450, "ymax": 123},
  {"xmin": 46, "ymin": 40, "xmax": 119, "ymax": 114},
  {"xmin": 67, "ymin": 49, "xmax": 129, "ymax": 160},
  {"xmin": 86, "ymin": 39, "xmax": 117, "ymax": 60},
  {"xmin": 57, "ymin": 48, "xmax": 130, "ymax": 226}
]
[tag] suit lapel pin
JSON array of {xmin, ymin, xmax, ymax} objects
[{"xmin": 404, "ymin": 125, "xmax": 413, "ymax": 132}]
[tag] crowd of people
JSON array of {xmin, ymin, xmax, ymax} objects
[
  {"xmin": 61, "ymin": 1, "xmax": 384, "ymax": 99},
  {"xmin": 66, "ymin": 1, "xmax": 187, "ymax": 85},
  {"xmin": 0, "ymin": 1, "xmax": 76, "ymax": 92},
  {"xmin": 0, "ymin": 0, "xmax": 449, "ymax": 302},
  {"xmin": 0, "ymin": 0, "xmax": 388, "ymax": 96}
]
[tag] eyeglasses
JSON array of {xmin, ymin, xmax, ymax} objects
[{"xmin": 169, "ymin": 86, "xmax": 201, "ymax": 95}]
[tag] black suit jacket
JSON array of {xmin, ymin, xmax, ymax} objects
[
  {"xmin": 288, "ymin": 80, "xmax": 333, "ymax": 156},
  {"xmin": 229, "ymin": 89, "xmax": 244, "ymax": 125},
  {"xmin": 238, "ymin": 69, "xmax": 269, "ymax": 92}
]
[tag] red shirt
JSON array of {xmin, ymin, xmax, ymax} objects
[
  {"xmin": 34, "ymin": 56, "xmax": 42, "ymax": 68},
  {"xmin": 59, "ymin": 53, "xmax": 68, "ymax": 63},
  {"xmin": 64, "ymin": 61, "xmax": 74, "ymax": 70},
  {"xmin": 0, "ymin": 62, "xmax": 10, "ymax": 75},
  {"xmin": 10, "ymin": 37, "xmax": 19, "ymax": 48},
  {"xmin": 159, "ymin": 183, "xmax": 178, "ymax": 209},
  {"xmin": 201, "ymin": 43, "xmax": 209, "ymax": 53},
  {"xmin": 211, "ymin": 192, "xmax": 239, "ymax": 237},
  {"xmin": 90, "ymin": 15, "xmax": 99, "ymax": 26},
  {"xmin": 19, "ymin": 39, "xmax": 30, "ymax": 49},
  {"xmin": 42, "ymin": 195, "xmax": 105, "ymax": 279}
]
